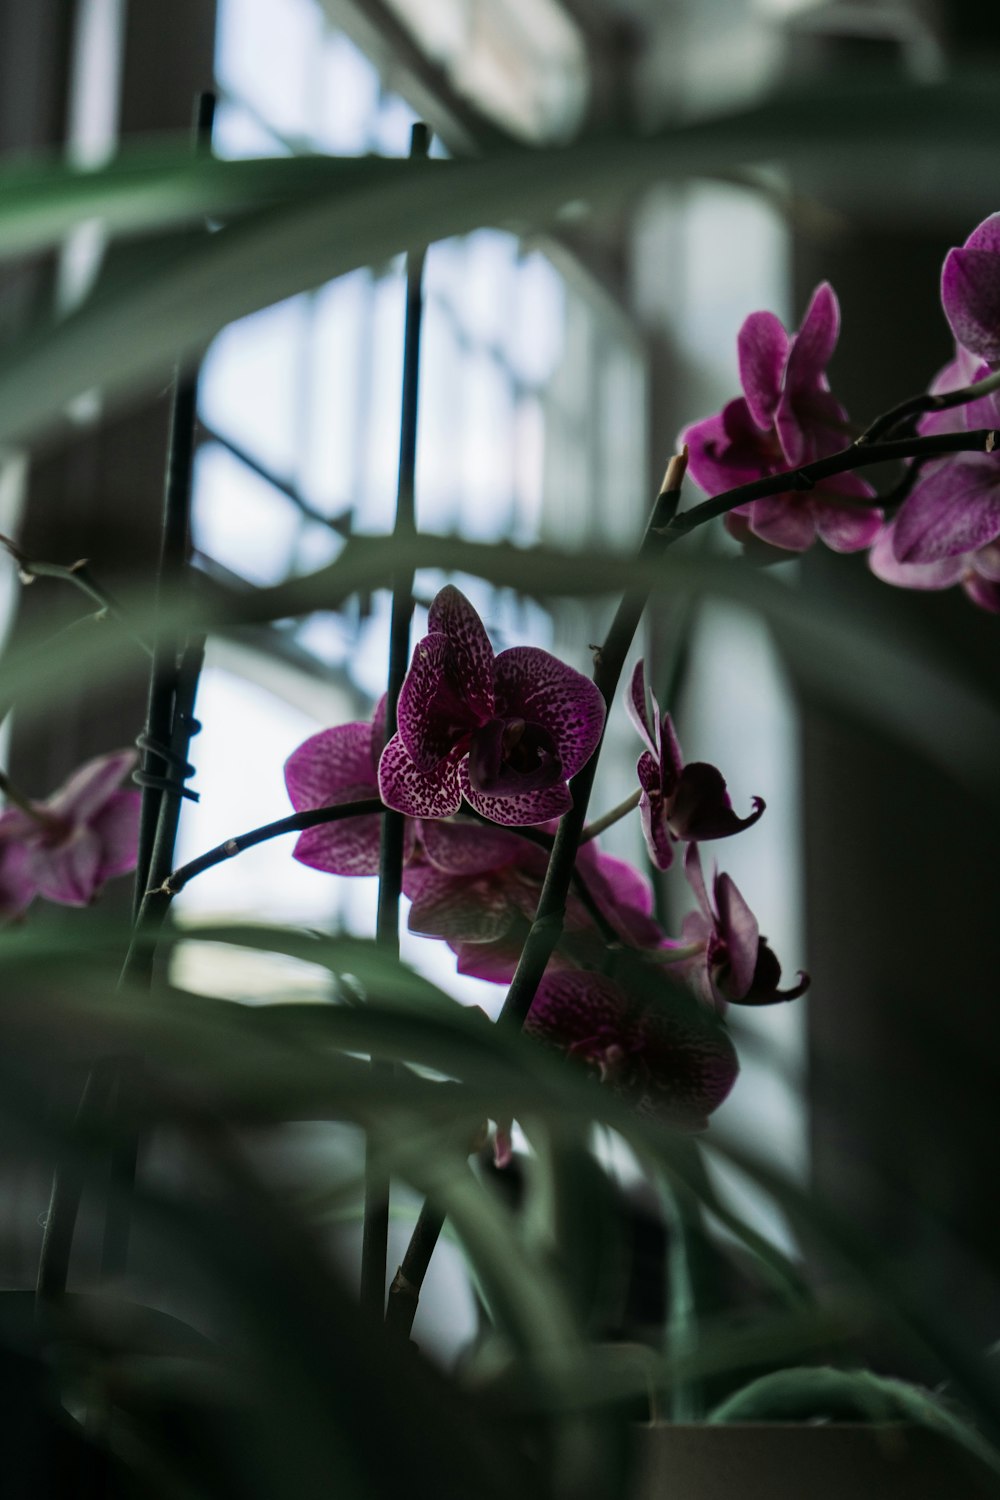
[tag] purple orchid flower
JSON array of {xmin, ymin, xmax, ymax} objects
[
  {"xmin": 524, "ymin": 968, "xmax": 739, "ymax": 1130},
  {"xmin": 680, "ymin": 844, "xmax": 808, "ymax": 1010},
  {"xmin": 378, "ymin": 586, "xmax": 606, "ymax": 827},
  {"xmin": 0, "ymin": 748, "xmax": 141, "ymax": 911},
  {"xmin": 626, "ymin": 660, "xmax": 764, "ymax": 870},
  {"xmin": 404, "ymin": 818, "xmax": 665, "ymax": 984},
  {"xmin": 941, "ymin": 212, "xmax": 1000, "ymax": 366},
  {"xmin": 889, "ymin": 345, "xmax": 1000, "ymax": 565},
  {"xmin": 870, "ymin": 514, "xmax": 1000, "ymax": 614},
  {"xmin": 284, "ymin": 695, "xmax": 417, "ymax": 877},
  {"xmin": 682, "ymin": 283, "xmax": 881, "ymax": 554}
]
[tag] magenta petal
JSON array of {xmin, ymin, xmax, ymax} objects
[
  {"xmin": 292, "ymin": 812, "xmax": 390, "ymax": 876},
  {"xmin": 682, "ymin": 402, "xmax": 774, "ymax": 495},
  {"xmin": 812, "ymin": 499, "xmax": 883, "ymax": 553},
  {"xmin": 965, "ymin": 212, "xmax": 1000, "ymax": 254},
  {"xmin": 378, "ymin": 733, "xmax": 462, "ymax": 819},
  {"xmin": 972, "ymin": 541, "xmax": 1000, "ymax": 582},
  {"xmin": 738, "ymin": 310, "xmax": 789, "ymax": 429},
  {"xmin": 713, "ymin": 872, "xmax": 759, "ymax": 1001},
  {"xmin": 0, "ymin": 841, "xmax": 36, "ymax": 917},
  {"xmin": 405, "ymin": 866, "xmax": 513, "ymax": 943},
  {"xmin": 638, "ymin": 787, "xmax": 673, "ymax": 872},
  {"xmin": 869, "ymin": 521, "xmax": 965, "ymax": 590},
  {"xmin": 748, "ymin": 494, "xmax": 817, "ymax": 552},
  {"xmin": 426, "ymin": 586, "xmax": 495, "ymax": 720},
  {"xmin": 397, "ymin": 632, "xmax": 480, "ymax": 771},
  {"xmin": 525, "ymin": 970, "xmax": 629, "ymax": 1051},
  {"xmin": 893, "ymin": 457, "xmax": 1000, "ymax": 562},
  {"xmin": 683, "ymin": 842, "xmax": 712, "ymax": 922},
  {"xmin": 421, "ymin": 816, "xmax": 523, "ymax": 874},
  {"xmin": 29, "ymin": 829, "xmax": 102, "ymax": 906},
  {"xmin": 635, "ymin": 999, "xmax": 739, "ymax": 1128},
  {"xmin": 942, "ymin": 246, "xmax": 1000, "ymax": 363},
  {"xmin": 46, "ymin": 749, "xmax": 138, "ymax": 823},
  {"xmin": 454, "ymin": 940, "xmax": 522, "ymax": 984},
  {"xmin": 963, "ymin": 572, "xmax": 1000, "ymax": 613},
  {"xmin": 492, "ymin": 647, "xmax": 605, "ymax": 781},
  {"xmin": 90, "ymin": 789, "xmax": 141, "ymax": 882},
  {"xmin": 626, "ymin": 660, "xmax": 657, "ymax": 758},
  {"xmin": 785, "ymin": 282, "xmax": 839, "ymax": 392},
  {"xmin": 669, "ymin": 763, "xmax": 764, "ymax": 842},
  {"xmin": 459, "ymin": 760, "xmax": 571, "ymax": 826},
  {"xmin": 578, "ymin": 846, "xmax": 666, "ymax": 947},
  {"xmin": 284, "ymin": 722, "xmax": 375, "ymax": 811}
]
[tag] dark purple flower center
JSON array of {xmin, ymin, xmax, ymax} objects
[{"xmin": 467, "ymin": 716, "xmax": 563, "ymax": 796}]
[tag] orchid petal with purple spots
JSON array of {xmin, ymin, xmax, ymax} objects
[
  {"xmin": 626, "ymin": 661, "xmax": 764, "ymax": 871},
  {"xmin": 525, "ymin": 969, "xmax": 738, "ymax": 1130},
  {"xmin": 942, "ymin": 213, "xmax": 1000, "ymax": 364},
  {"xmin": 379, "ymin": 586, "xmax": 605, "ymax": 826}
]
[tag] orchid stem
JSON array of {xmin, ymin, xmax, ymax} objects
[
  {"xmin": 858, "ymin": 364, "xmax": 1000, "ymax": 444},
  {"xmin": 499, "ymin": 451, "xmax": 689, "ymax": 1032},
  {"xmin": 580, "ymin": 789, "xmax": 641, "ymax": 844},
  {"xmin": 365, "ymin": 122, "xmax": 430, "ymax": 1328}
]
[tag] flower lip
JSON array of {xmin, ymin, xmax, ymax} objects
[{"xmin": 467, "ymin": 716, "xmax": 562, "ymax": 795}]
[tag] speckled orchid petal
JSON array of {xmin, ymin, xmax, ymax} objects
[
  {"xmin": 91, "ymin": 790, "xmax": 142, "ymax": 883},
  {"xmin": 869, "ymin": 521, "xmax": 967, "ymax": 590},
  {"xmin": 492, "ymin": 647, "xmax": 605, "ymax": 782},
  {"xmin": 378, "ymin": 733, "xmax": 463, "ymax": 819},
  {"xmin": 292, "ymin": 813, "xmax": 390, "ymax": 877},
  {"xmin": 893, "ymin": 456, "xmax": 1000, "ymax": 562},
  {"xmin": 635, "ymin": 999, "xmax": 739, "ymax": 1128},
  {"xmin": 738, "ymin": 310, "xmax": 789, "ymax": 429},
  {"xmin": 427, "ymin": 585, "xmax": 495, "ymax": 720},
  {"xmin": 527, "ymin": 969, "xmax": 738, "ymax": 1130},
  {"xmin": 47, "ymin": 748, "xmax": 139, "ymax": 823},
  {"xmin": 458, "ymin": 760, "xmax": 572, "ymax": 826},
  {"xmin": 637, "ymin": 752, "xmax": 674, "ymax": 872},
  {"xmin": 525, "ymin": 970, "xmax": 630, "ymax": 1053},
  {"xmin": 284, "ymin": 723, "xmax": 375, "ymax": 812},
  {"xmin": 668, "ymin": 763, "xmax": 765, "ymax": 843},
  {"xmin": 942, "ymin": 215, "xmax": 1000, "ymax": 362},
  {"xmin": 626, "ymin": 660, "xmax": 658, "ymax": 758},
  {"xmin": 454, "ymin": 939, "xmax": 525, "ymax": 984},
  {"xmin": 404, "ymin": 864, "xmax": 514, "ymax": 943},
  {"xmin": 420, "ymin": 816, "xmax": 524, "ymax": 874},
  {"xmin": 713, "ymin": 871, "xmax": 759, "ymax": 1001},
  {"xmin": 396, "ymin": 632, "xmax": 482, "ymax": 771},
  {"xmin": 917, "ymin": 349, "xmax": 993, "ymax": 436}
]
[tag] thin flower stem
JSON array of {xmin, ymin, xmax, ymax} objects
[
  {"xmin": 579, "ymin": 789, "xmax": 641, "ymax": 844},
  {"xmin": 498, "ymin": 450, "xmax": 689, "ymax": 1032},
  {"xmin": 858, "ymin": 366, "xmax": 1000, "ymax": 445},
  {"xmin": 384, "ymin": 1200, "xmax": 447, "ymax": 1340},
  {"xmin": 163, "ymin": 797, "xmax": 386, "ymax": 894},
  {"xmin": 663, "ymin": 428, "xmax": 996, "ymax": 541},
  {"xmin": 365, "ymin": 122, "xmax": 430, "ymax": 1327}
]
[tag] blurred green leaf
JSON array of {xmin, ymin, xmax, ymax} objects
[{"xmin": 1, "ymin": 76, "xmax": 1000, "ymax": 445}]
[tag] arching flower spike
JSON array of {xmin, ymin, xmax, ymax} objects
[
  {"xmin": 379, "ymin": 586, "xmax": 605, "ymax": 826},
  {"xmin": 626, "ymin": 661, "xmax": 764, "ymax": 871}
]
